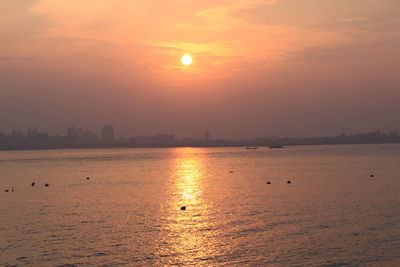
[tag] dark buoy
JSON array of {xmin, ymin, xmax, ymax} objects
[
  {"xmin": 86, "ymin": 177, "xmax": 90, "ymax": 180},
  {"xmin": 32, "ymin": 182, "xmax": 35, "ymax": 186},
  {"xmin": 4, "ymin": 189, "xmax": 9, "ymax": 192},
  {"xmin": 11, "ymin": 187, "xmax": 14, "ymax": 192},
  {"xmin": 287, "ymin": 180, "xmax": 291, "ymax": 184},
  {"xmin": 370, "ymin": 174, "xmax": 374, "ymax": 178},
  {"xmin": 45, "ymin": 183, "xmax": 49, "ymax": 187},
  {"xmin": 267, "ymin": 181, "xmax": 271, "ymax": 184},
  {"xmin": 180, "ymin": 206, "xmax": 186, "ymax": 210}
]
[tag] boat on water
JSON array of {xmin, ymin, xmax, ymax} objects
[
  {"xmin": 246, "ymin": 147, "xmax": 258, "ymax": 150},
  {"xmin": 269, "ymin": 144, "xmax": 284, "ymax": 149}
]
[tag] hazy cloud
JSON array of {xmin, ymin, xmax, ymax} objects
[{"xmin": 0, "ymin": 0, "xmax": 399, "ymax": 138}]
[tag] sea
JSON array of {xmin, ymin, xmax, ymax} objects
[{"xmin": 0, "ymin": 144, "xmax": 399, "ymax": 266}]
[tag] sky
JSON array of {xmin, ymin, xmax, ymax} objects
[{"xmin": 1, "ymin": 0, "xmax": 399, "ymax": 139}]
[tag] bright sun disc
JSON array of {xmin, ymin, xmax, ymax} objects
[{"xmin": 181, "ymin": 54, "xmax": 192, "ymax": 66}]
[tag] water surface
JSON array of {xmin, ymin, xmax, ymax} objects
[{"xmin": 1, "ymin": 145, "xmax": 399, "ymax": 266}]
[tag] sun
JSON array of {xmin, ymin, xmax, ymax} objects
[{"xmin": 181, "ymin": 54, "xmax": 193, "ymax": 66}]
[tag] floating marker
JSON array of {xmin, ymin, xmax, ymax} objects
[
  {"xmin": 180, "ymin": 206, "xmax": 186, "ymax": 211},
  {"xmin": 287, "ymin": 180, "xmax": 291, "ymax": 184},
  {"xmin": 45, "ymin": 183, "xmax": 49, "ymax": 187}
]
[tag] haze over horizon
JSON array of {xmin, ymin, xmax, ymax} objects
[{"xmin": 1, "ymin": 0, "xmax": 399, "ymax": 139}]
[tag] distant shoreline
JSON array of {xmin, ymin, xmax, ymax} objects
[
  {"xmin": 2, "ymin": 129, "xmax": 399, "ymax": 152},
  {"xmin": 1, "ymin": 141, "xmax": 399, "ymax": 152}
]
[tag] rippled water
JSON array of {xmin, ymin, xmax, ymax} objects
[{"xmin": 1, "ymin": 144, "xmax": 400, "ymax": 266}]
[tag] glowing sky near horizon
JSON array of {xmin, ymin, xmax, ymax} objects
[{"xmin": 0, "ymin": 0, "xmax": 399, "ymax": 138}]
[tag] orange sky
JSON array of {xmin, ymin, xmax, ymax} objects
[{"xmin": 1, "ymin": 0, "xmax": 399, "ymax": 138}]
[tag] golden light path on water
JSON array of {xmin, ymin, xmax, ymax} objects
[
  {"xmin": 157, "ymin": 147, "xmax": 225, "ymax": 265},
  {"xmin": 176, "ymin": 152, "xmax": 203, "ymax": 205}
]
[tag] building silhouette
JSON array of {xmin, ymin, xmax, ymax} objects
[
  {"xmin": 101, "ymin": 124, "xmax": 115, "ymax": 142},
  {"xmin": 66, "ymin": 126, "xmax": 97, "ymax": 144},
  {"xmin": 134, "ymin": 133, "xmax": 175, "ymax": 145},
  {"xmin": 204, "ymin": 131, "xmax": 210, "ymax": 141}
]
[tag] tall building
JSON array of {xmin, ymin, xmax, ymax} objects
[
  {"xmin": 204, "ymin": 131, "xmax": 210, "ymax": 141},
  {"xmin": 101, "ymin": 124, "xmax": 115, "ymax": 142},
  {"xmin": 67, "ymin": 126, "xmax": 78, "ymax": 137}
]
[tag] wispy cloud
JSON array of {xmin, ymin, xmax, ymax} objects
[
  {"xmin": 0, "ymin": 56, "xmax": 33, "ymax": 61},
  {"xmin": 339, "ymin": 17, "xmax": 370, "ymax": 23}
]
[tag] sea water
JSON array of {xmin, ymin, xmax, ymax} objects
[{"xmin": 1, "ymin": 144, "xmax": 399, "ymax": 266}]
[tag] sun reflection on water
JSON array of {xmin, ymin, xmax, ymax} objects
[
  {"xmin": 176, "ymin": 156, "xmax": 203, "ymax": 203},
  {"xmin": 156, "ymin": 147, "xmax": 221, "ymax": 265}
]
